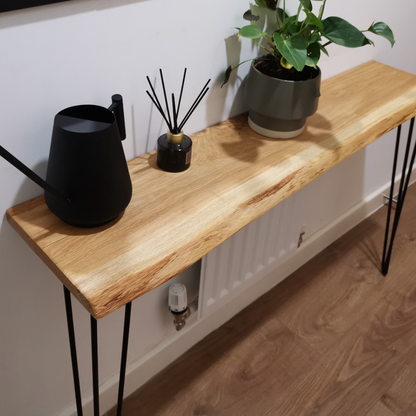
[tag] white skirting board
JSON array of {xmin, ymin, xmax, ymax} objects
[{"xmin": 59, "ymin": 170, "xmax": 416, "ymax": 416}]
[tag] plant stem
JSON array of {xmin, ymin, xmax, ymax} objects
[
  {"xmin": 318, "ymin": 0, "xmax": 327, "ymax": 20},
  {"xmin": 299, "ymin": 19, "xmax": 310, "ymax": 34},
  {"xmin": 322, "ymin": 40, "xmax": 332, "ymax": 47},
  {"xmin": 231, "ymin": 58, "xmax": 257, "ymax": 72},
  {"xmin": 253, "ymin": 39, "xmax": 272, "ymax": 54},
  {"xmin": 295, "ymin": 4, "xmax": 302, "ymax": 24}
]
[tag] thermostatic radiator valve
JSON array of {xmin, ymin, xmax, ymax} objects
[{"xmin": 168, "ymin": 283, "xmax": 188, "ymax": 331}]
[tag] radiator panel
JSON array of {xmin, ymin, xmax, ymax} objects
[{"xmin": 199, "ymin": 191, "xmax": 306, "ymax": 318}]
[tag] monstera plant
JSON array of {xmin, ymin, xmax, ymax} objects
[{"xmin": 222, "ymin": 0, "xmax": 395, "ymax": 139}]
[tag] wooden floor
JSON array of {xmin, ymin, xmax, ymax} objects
[{"xmin": 106, "ymin": 184, "xmax": 416, "ymax": 416}]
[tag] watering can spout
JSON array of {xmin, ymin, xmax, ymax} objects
[{"xmin": 0, "ymin": 145, "xmax": 70, "ymax": 203}]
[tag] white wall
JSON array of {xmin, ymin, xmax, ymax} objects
[{"xmin": 0, "ymin": 0, "xmax": 415, "ymax": 415}]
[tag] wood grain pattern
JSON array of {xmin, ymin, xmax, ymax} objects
[
  {"xmin": 7, "ymin": 61, "xmax": 416, "ymax": 319},
  {"xmin": 106, "ymin": 308, "xmax": 320, "ymax": 416},
  {"xmin": 381, "ymin": 361, "xmax": 416, "ymax": 415},
  {"xmin": 366, "ymin": 402, "xmax": 397, "ymax": 416},
  {"xmin": 105, "ymin": 184, "xmax": 416, "ymax": 416}
]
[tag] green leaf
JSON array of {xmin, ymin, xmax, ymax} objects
[
  {"xmin": 254, "ymin": 0, "xmax": 268, "ymax": 8},
  {"xmin": 306, "ymin": 11, "xmax": 323, "ymax": 30},
  {"xmin": 273, "ymin": 33, "xmax": 307, "ymax": 71},
  {"xmin": 265, "ymin": 0, "xmax": 278, "ymax": 10},
  {"xmin": 300, "ymin": 0, "xmax": 312, "ymax": 11},
  {"xmin": 276, "ymin": 7, "xmax": 289, "ymax": 28},
  {"xmin": 362, "ymin": 37, "xmax": 375, "ymax": 46},
  {"xmin": 368, "ymin": 22, "xmax": 395, "ymax": 47},
  {"xmin": 322, "ymin": 17, "xmax": 366, "ymax": 48},
  {"xmin": 281, "ymin": 15, "xmax": 297, "ymax": 33},
  {"xmin": 287, "ymin": 22, "xmax": 302, "ymax": 36},
  {"xmin": 221, "ymin": 59, "xmax": 256, "ymax": 88},
  {"xmin": 221, "ymin": 65, "xmax": 232, "ymax": 88},
  {"xmin": 238, "ymin": 25, "xmax": 264, "ymax": 39},
  {"xmin": 319, "ymin": 43, "xmax": 329, "ymax": 56},
  {"xmin": 305, "ymin": 42, "xmax": 321, "ymax": 68},
  {"xmin": 243, "ymin": 9, "xmax": 260, "ymax": 22},
  {"xmin": 309, "ymin": 32, "xmax": 321, "ymax": 43},
  {"xmin": 255, "ymin": 0, "xmax": 277, "ymax": 10}
]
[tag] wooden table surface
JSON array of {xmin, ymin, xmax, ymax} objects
[{"xmin": 6, "ymin": 61, "xmax": 416, "ymax": 319}]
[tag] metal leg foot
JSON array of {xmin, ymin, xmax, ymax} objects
[
  {"xmin": 382, "ymin": 117, "xmax": 416, "ymax": 275},
  {"xmin": 116, "ymin": 302, "xmax": 132, "ymax": 416},
  {"xmin": 64, "ymin": 286, "xmax": 83, "ymax": 416}
]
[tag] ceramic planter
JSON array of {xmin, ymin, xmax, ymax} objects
[{"xmin": 243, "ymin": 59, "xmax": 321, "ymax": 139}]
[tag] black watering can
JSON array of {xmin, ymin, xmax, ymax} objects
[{"xmin": 0, "ymin": 94, "xmax": 132, "ymax": 227}]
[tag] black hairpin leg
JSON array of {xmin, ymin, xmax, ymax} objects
[
  {"xmin": 91, "ymin": 315, "xmax": 100, "ymax": 416},
  {"xmin": 64, "ymin": 286, "xmax": 83, "ymax": 416},
  {"xmin": 117, "ymin": 302, "xmax": 132, "ymax": 416},
  {"xmin": 382, "ymin": 117, "xmax": 416, "ymax": 275},
  {"xmin": 64, "ymin": 288, "xmax": 133, "ymax": 416}
]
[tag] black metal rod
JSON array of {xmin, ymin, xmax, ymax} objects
[
  {"xmin": 159, "ymin": 69, "xmax": 173, "ymax": 131},
  {"xmin": 387, "ymin": 118, "xmax": 416, "ymax": 239},
  {"xmin": 146, "ymin": 76, "xmax": 172, "ymax": 131},
  {"xmin": 399, "ymin": 118, "xmax": 416, "ymax": 202},
  {"xmin": 116, "ymin": 302, "xmax": 132, "ymax": 416},
  {"xmin": 178, "ymin": 87, "xmax": 210, "ymax": 131},
  {"xmin": 395, "ymin": 120, "xmax": 413, "ymax": 212},
  {"xmin": 382, "ymin": 124, "xmax": 401, "ymax": 271},
  {"xmin": 178, "ymin": 79, "xmax": 211, "ymax": 130},
  {"xmin": 63, "ymin": 286, "xmax": 84, "ymax": 416},
  {"xmin": 146, "ymin": 90, "xmax": 171, "ymax": 129},
  {"xmin": 172, "ymin": 94, "xmax": 178, "ymax": 134},
  {"xmin": 176, "ymin": 68, "xmax": 187, "ymax": 121},
  {"xmin": 390, "ymin": 119, "xmax": 415, "ymax": 234},
  {"xmin": 382, "ymin": 118, "xmax": 416, "ymax": 275},
  {"xmin": 91, "ymin": 316, "xmax": 100, "ymax": 416},
  {"xmin": 146, "ymin": 76, "xmax": 165, "ymax": 115}
]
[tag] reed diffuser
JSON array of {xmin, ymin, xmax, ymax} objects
[{"xmin": 146, "ymin": 69, "xmax": 210, "ymax": 172}]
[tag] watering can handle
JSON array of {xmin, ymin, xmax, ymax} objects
[{"xmin": 108, "ymin": 94, "xmax": 126, "ymax": 141}]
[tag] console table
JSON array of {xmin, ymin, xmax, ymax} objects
[{"xmin": 6, "ymin": 61, "xmax": 416, "ymax": 416}]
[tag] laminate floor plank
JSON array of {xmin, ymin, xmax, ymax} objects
[
  {"xmin": 260, "ymin": 298, "xmax": 410, "ymax": 416},
  {"xmin": 114, "ymin": 317, "xmax": 319, "ymax": 416},
  {"xmin": 381, "ymin": 360, "xmax": 416, "ymax": 416},
  {"xmin": 273, "ymin": 238, "xmax": 383, "ymax": 355},
  {"xmin": 105, "ymin": 183, "xmax": 416, "ymax": 416},
  {"xmin": 365, "ymin": 401, "xmax": 397, "ymax": 416}
]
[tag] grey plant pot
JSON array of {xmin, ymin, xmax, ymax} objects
[{"xmin": 243, "ymin": 58, "xmax": 321, "ymax": 139}]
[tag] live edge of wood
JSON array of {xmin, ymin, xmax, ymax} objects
[{"xmin": 6, "ymin": 61, "xmax": 416, "ymax": 319}]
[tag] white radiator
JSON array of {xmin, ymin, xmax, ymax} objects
[{"xmin": 199, "ymin": 189, "xmax": 307, "ymax": 318}]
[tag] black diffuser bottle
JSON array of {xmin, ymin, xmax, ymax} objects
[
  {"xmin": 157, "ymin": 130, "xmax": 192, "ymax": 172},
  {"xmin": 146, "ymin": 68, "xmax": 210, "ymax": 173}
]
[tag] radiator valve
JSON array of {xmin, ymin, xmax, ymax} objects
[{"xmin": 168, "ymin": 283, "xmax": 188, "ymax": 331}]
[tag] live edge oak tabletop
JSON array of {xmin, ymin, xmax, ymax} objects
[{"xmin": 6, "ymin": 61, "xmax": 416, "ymax": 319}]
